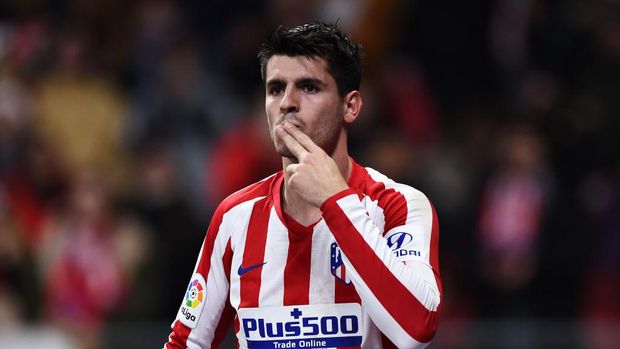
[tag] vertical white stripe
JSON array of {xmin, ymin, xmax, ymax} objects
[
  {"xmin": 361, "ymin": 195, "xmax": 385, "ymax": 233},
  {"xmin": 257, "ymin": 207, "xmax": 288, "ymax": 306},
  {"xmin": 228, "ymin": 197, "xmax": 268, "ymax": 349},
  {"xmin": 191, "ymin": 240, "xmax": 206, "ymax": 275},
  {"xmin": 361, "ymin": 305, "xmax": 385, "ymax": 349},
  {"xmin": 226, "ymin": 197, "xmax": 266, "ymax": 311},
  {"xmin": 308, "ymin": 220, "xmax": 336, "ymax": 304}
]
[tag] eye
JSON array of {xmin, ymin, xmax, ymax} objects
[
  {"xmin": 302, "ymin": 84, "xmax": 318, "ymax": 93},
  {"xmin": 268, "ymin": 86, "xmax": 283, "ymax": 95}
]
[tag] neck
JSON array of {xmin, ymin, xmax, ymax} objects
[{"xmin": 282, "ymin": 130, "xmax": 351, "ymax": 226}]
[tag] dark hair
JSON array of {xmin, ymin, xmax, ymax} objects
[{"xmin": 257, "ymin": 21, "xmax": 362, "ymax": 96}]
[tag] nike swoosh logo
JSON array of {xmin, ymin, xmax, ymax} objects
[{"xmin": 238, "ymin": 262, "xmax": 267, "ymax": 276}]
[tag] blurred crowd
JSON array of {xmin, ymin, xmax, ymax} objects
[{"xmin": 0, "ymin": 0, "xmax": 618, "ymax": 348}]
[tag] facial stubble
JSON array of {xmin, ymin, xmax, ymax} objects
[{"xmin": 271, "ymin": 113, "xmax": 343, "ymax": 162}]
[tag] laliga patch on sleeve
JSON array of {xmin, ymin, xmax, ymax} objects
[{"xmin": 177, "ymin": 273, "xmax": 207, "ymax": 329}]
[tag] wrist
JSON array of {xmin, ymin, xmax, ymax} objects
[{"xmin": 320, "ymin": 187, "xmax": 359, "ymax": 212}]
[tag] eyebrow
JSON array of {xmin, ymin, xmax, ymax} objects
[
  {"xmin": 265, "ymin": 77, "xmax": 327, "ymax": 88},
  {"xmin": 266, "ymin": 79, "xmax": 285, "ymax": 88},
  {"xmin": 296, "ymin": 78, "xmax": 326, "ymax": 87}
]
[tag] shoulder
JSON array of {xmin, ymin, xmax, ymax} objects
[
  {"xmin": 214, "ymin": 172, "xmax": 281, "ymax": 217},
  {"xmin": 359, "ymin": 166, "xmax": 436, "ymax": 233},
  {"xmin": 360, "ymin": 166, "xmax": 431, "ymax": 207}
]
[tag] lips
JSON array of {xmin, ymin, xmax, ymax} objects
[{"xmin": 278, "ymin": 118, "xmax": 303, "ymax": 130}]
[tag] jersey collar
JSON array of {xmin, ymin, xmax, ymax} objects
[{"xmin": 270, "ymin": 157, "xmax": 366, "ymax": 235}]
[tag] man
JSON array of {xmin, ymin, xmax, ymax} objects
[{"xmin": 165, "ymin": 21, "xmax": 441, "ymax": 349}]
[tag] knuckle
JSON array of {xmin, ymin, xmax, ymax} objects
[{"xmin": 289, "ymin": 176, "xmax": 298, "ymax": 187}]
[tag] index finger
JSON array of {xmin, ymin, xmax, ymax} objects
[
  {"xmin": 276, "ymin": 124, "xmax": 309, "ymax": 159},
  {"xmin": 283, "ymin": 122, "xmax": 322, "ymax": 153}
]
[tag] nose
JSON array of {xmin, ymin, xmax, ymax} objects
[{"xmin": 279, "ymin": 87, "xmax": 299, "ymax": 114}]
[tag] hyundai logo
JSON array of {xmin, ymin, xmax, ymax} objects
[{"xmin": 387, "ymin": 232, "xmax": 413, "ymax": 250}]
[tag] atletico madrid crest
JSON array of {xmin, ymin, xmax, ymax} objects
[{"xmin": 330, "ymin": 242, "xmax": 351, "ymax": 284}]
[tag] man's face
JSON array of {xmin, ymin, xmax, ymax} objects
[{"xmin": 264, "ymin": 55, "xmax": 344, "ymax": 160}]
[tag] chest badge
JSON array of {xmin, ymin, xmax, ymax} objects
[{"xmin": 330, "ymin": 242, "xmax": 352, "ymax": 285}]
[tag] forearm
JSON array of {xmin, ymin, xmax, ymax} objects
[{"xmin": 321, "ymin": 189, "xmax": 441, "ymax": 348}]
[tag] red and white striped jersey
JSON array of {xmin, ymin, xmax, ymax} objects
[{"xmin": 165, "ymin": 159, "xmax": 442, "ymax": 349}]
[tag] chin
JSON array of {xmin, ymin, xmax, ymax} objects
[
  {"xmin": 279, "ymin": 152, "xmax": 298, "ymax": 163},
  {"xmin": 273, "ymin": 144, "xmax": 295, "ymax": 160}
]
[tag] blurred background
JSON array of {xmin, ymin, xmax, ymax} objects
[{"xmin": 0, "ymin": 0, "xmax": 618, "ymax": 348}]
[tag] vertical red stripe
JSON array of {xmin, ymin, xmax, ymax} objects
[
  {"xmin": 334, "ymin": 241, "xmax": 361, "ymax": 336},
  {"xmin": 166, "ymin": 320, "xmax": 191, "ymax": 349},
  {"xmin": 210, "ymin": 239, "xmax": 234, "ymax": 347},
  {"xmin": 364, "ymin": 181, "xmax": 408, "ymax": 235},
  {"xmin": 335, "ymin": 268, "xmax": 361, "ymax": 349},
  {"xmin": 239, "ymin": 197, "xmax": 271, "ymax": 307},
  {"xmin": 211, "ymin": 302, "xmax": 234, "ymax": 347},
  {"xmin": 334, "ymin": 263, "xmax": 361, "ymax": 304},
  {"xmin": 283, "ymin": 232, "xmax": 313, "ymax": 305},
  {"xmin": 222, "ymin": 239, "xmax": 233, "ymax": 283},
  {"xmin": 195, "ymin": 208, "xmax": 225, "ymax": 279}
]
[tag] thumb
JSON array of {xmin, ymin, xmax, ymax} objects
[{"xmin": 286, "ymin": 164, "xmax": 300, "ymax": 176}]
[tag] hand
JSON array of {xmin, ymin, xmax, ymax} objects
[{"xmin": 276, "ymin": 122, "xmax": 349, "ymax": 207}]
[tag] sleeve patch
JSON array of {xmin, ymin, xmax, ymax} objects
[
  {"xmin": 385, "ymin": 229, "xmax": 423, "ymax": 261},
  {"xmin": 177, "ymin": 273, "xmax": 207, "ymax": 329}
]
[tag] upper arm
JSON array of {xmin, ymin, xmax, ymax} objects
[{"xmin": 166, "ymin": 205, "xmax": 234, "ymax": 348}]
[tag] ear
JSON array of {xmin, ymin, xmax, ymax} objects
[{"xmin": 343, "ymin": 90, "xmax": 363, "ymax": 124}]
